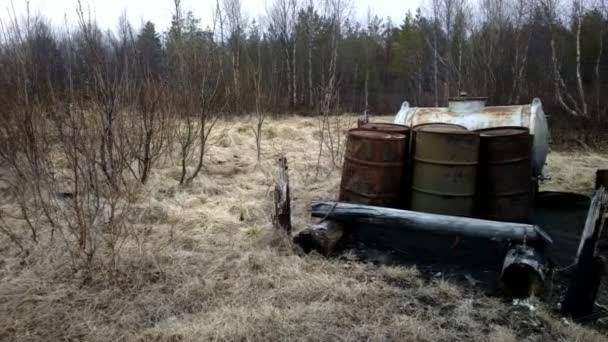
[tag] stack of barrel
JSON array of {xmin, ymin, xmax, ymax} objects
[{"xmin": 339, "ymin": 122, "xmax": 534, "ymax": 223}]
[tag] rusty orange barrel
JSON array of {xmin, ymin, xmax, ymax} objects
[
  {"xmin": 411, "ymin": 126, "xmax": 479, "ymax": 216},
  {"xmin": 596, "ymin": 169, "xmax": 608, "ymax": 189},
  {"xmin": 362, "ymin": 122, "xmax": 412, "ymax": 209},
  {"xmin": 477, "ymin": 127, "xmax": 533, "ymax": 223},
  {"xmin": 339, "ymin": 129, "xmax": 408, "ymax": 208},
  {"xmin": 361, "ymin": 122, "xmax": 410, "ymax": 135}
]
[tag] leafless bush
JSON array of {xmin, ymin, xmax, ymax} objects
[
  {"xmin": 126, "ymin": 79, "xmax": 171, "ymax": 184},
  {"xmin": 0, "ymin": 6, "xmax": 162, "ymax": 277},
  {"xmin": 315, "ymin": 0, "xmax": 352, "ymax": 176},
  {"xmin": 169, "ymin": 0, "xmax": 224, "ymax": 185}
]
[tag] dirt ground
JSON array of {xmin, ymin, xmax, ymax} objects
[{"xmin": 1, "ymin": 114, "xmax": 607, "ymax": 341}]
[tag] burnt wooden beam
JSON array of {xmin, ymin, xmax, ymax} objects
[
  {"xmin": 273, "ymin": 156, "xmax": 292, "ymax": 233},
  {"xmin": 310, "ymin": 201, "xmax": 553, "ymax": 245},
  {"xmin": 293, "ymin": 221, "xmax": 345, "ymax": 255},
  {"xmin": 501, "ymin": 245, "xmax": 546, "ymax": 298},
  {"xmin": 562, "ymin": 187, "xmax": 607, "ymax": 320}
]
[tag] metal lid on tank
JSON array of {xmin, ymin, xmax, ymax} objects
[
  {"xmin": 448, "ymin": 91, "xmax": 488, "ymax": 102},
  {"xmin": 448, "ymin": 92, "xmax": 487, "ymax": 113},
  {"xmin": 348, "ymin": 128, "xmax": 406, "ymax": 140},
  {"xmin": 448, "ymin": 96, "xmax": 489, "ymax": 102}
]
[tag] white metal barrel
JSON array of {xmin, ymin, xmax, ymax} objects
[{"xmin": 394, "ymin": 97, "xmax": 549, "ymax": 178}]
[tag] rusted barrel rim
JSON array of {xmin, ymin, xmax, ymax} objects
[
  {"xmin": 416, "ymin": 126, "xmax": 479, "ymax": 136},
  {"xmin": 413, "ymin": 123, "xmax": 467, "ymax": 131},
  {"xmin": 361, "ymin": 122, "xmax": 410, "ymax": 131},
  {"xmin": 348, "ymin": 128, "xmax": 407, "ymax": 141},
  {"xmin": 413, "ymin": 157, "xmax": 478, "ymax": 166},
  {"xmin": 484, "ymin": 157, "xmax": 531, "ymax": 166},
  {"xmin": 344, "ymin": 156, "xmax": 404, "ymax": 168},
  {"xmin": 340, "ymin": 186, "xmax": 400, "ymax": 199},
  {"xmin": 483, "ymin": 190, "xmax": 532, "ymax": 196},
  {"xmin": 411, "ymin": 187, "xmax": 475, "ymax": 197},
  {"xmin": 476, "ymin": 126, "xmax": 530, "ymax": 137}
]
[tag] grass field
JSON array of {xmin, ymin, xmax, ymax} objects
[{"xmin": 1, "ymin": 114, "xmax": 607, "ymax": 341}]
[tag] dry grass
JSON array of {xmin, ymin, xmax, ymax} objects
[
  {"xmin": 543, "ymin": 151, "xmax": 608, "ymax": 193},
  {"xmin": 1, "ymin": 115, "xmax": 607, "ymax": 342}
]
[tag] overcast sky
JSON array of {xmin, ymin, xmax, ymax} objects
[{"xmin": 2, "ymin": 0, "xmax": 420, "ymax": 32}]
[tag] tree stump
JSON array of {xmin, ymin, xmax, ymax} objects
[{"xmin": 273, "ymin": 156, "xmax": 292, "ymax": 233}]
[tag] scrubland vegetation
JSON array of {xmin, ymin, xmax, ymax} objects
[{"xmin": 1, "ymin": 0, "xmax": 608, "ymax": 340}]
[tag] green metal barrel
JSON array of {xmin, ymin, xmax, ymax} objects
[
  {"xmin": 411, "ymin": 126, "xmax": 479, "ymax": 216},
  {"xmin": 339, "ymin": 129, "xmax": 408, "ymax": 208},
  {"xmin": 477, "ymin": 127, "xmax": 533, "ymax": 223}
]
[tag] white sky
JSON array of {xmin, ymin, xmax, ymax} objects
[{"xmin": 1, "ymin": 0, "xmax": 420, "ymax": 33}]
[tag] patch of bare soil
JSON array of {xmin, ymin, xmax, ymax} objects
[{"xmin": 0, "ymin": 115, "xmax": 607, "ymax": 341}]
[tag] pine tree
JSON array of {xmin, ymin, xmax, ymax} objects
[{"xmin": 137, "ymin": 21, "xmax": 164, "ymax": 79}]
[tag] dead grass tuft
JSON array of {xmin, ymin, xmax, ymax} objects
[{"xmin": 1, "ymin": 115, "xmax": 607, "ymax": 341}]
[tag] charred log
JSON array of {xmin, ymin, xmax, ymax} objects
[
  {"xmin": 501, "ymin": 245, "xmax": 546, "ymax": 298},
  {"xmin": 293, "ymin": 221, "xmax": 345, "ymax": 256},
  {"xmin": 562, "ymin": 187, "xmax": 607, "ymax": 320},
  {"xmin": 310, "ymin": 201, "xmax": 553, "ymax": 245}
]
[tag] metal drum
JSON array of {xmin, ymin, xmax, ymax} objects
[
  {"xmin": 394, "ymin": 96, "xmax": 549, "ymax": 180},
  {"xmin": 361, "ymin": 123, "xmax": 411, "ymax": 209},
  {"xmin": 477, "ymin": 127, "xmax": 533, "ymax": 223},
  {"xmin": 361, "ymin": 122, "xmax": 410, "ymax": 135},
  {"xmin": 339, "ymin": 129, "xmax": 407, "ymax": 208},
  {"xmin": 411, "ymin": 126, "xmax": 479, "ymax": 216}
]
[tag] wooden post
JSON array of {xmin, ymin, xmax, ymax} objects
[
  {"xmin": 357, "ymin": 109, "xmax": 369, "ymax": 128},
  {"xmin": 273, "ymin": 156, "xmax": 292, "ymax": 233},
  {"xmin": 562, "ymin": 187, "xmax": 607, "ymax": 320}
]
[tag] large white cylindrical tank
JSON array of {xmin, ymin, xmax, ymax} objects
[{"xmin": 394, "ymin": 97, "xmax": 549, "ymax": 177}]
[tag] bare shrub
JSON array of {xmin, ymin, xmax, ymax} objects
[
  {"xmin": 126, "ymin": 78, "xmax": 171, "ymax": 184},
  {"xmin": 167, "ymin": 0, "xmax": 224, "ymax": 186},
  {"xmin": 0, "ymin": 6, "xmax": 158, "ymax": 277}
]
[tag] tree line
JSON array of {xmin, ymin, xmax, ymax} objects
[{"xmin": 2, "ymin": 0, "xmax": 608, "ymax": 118}]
